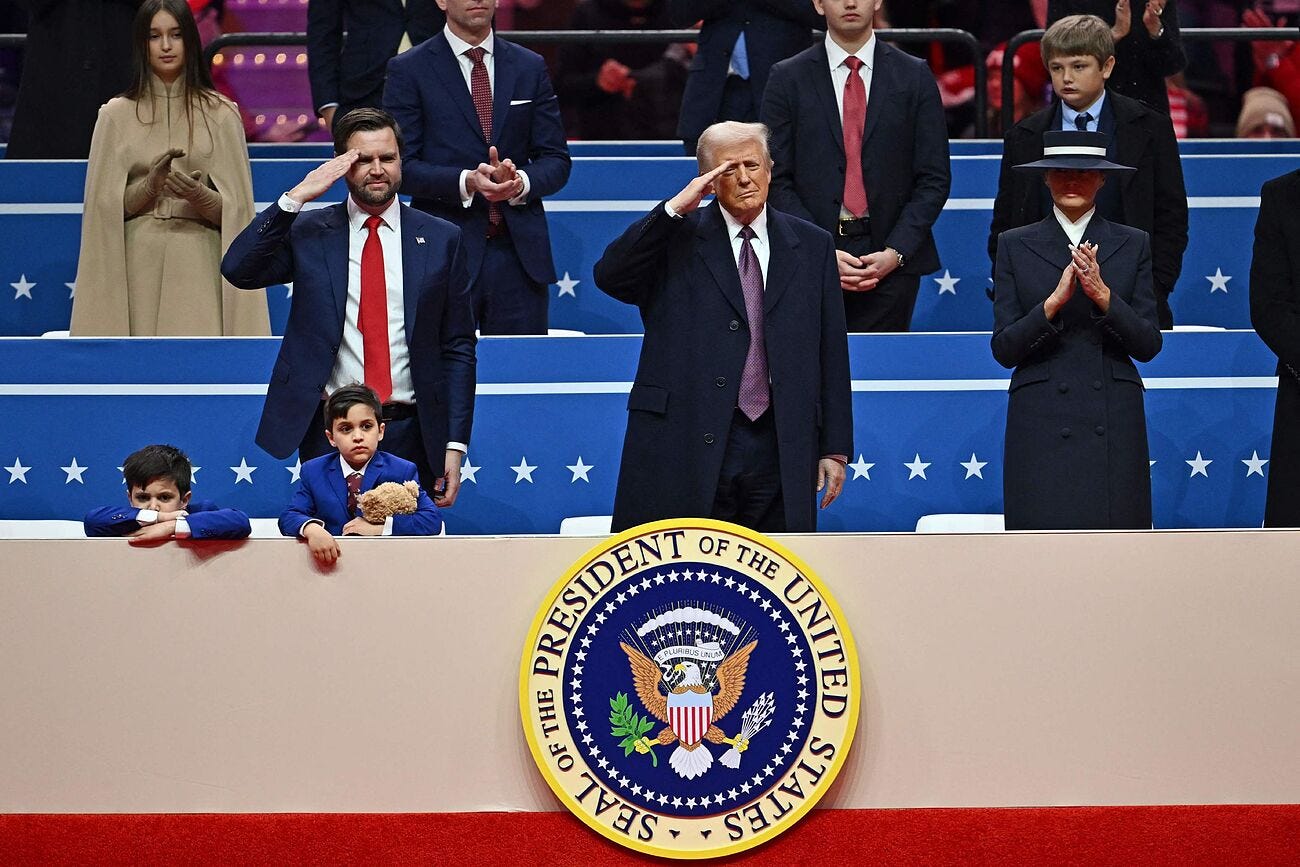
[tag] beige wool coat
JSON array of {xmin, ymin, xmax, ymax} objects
[{"xmin": 70, "ymin": 77, "xmax": 268, "ymax": 336}]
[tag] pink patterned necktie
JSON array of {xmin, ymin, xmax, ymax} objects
[
  {"xmin": 737, "ymin": 225, "xmax": 770, "ymax": 421},
  {"xmin": 841, "ymin": 56, "xmax": 869, "ymax": 218},
  {"xmin": 346, "ymin": 472, "xmax": 362, "ymax": 516},
  {"xmin": 465, "ymin": 46, "xmax": 502, "ymax": 227}
]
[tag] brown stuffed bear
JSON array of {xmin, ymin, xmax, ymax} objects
[{"xmin": 356, "ymin": 480, "xmax": 421, "ymax": 524}]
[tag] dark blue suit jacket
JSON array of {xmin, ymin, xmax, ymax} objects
[
  {"xmin": 762, "ymin": 38, "xmax": 951, "ymax": 276},
  {"xmin": 306, "ymin": 0, "xmax": 444, "ymax": 115},
  {"xmin": 668, "ymin": 0, "xmax": 821, "ymax": 145},
  {"xmin": 383, "ymin": 33, "xmax": 571, "ymax": 285},
  {"xmin": 279, "ymin": 451, "xmax": 442, "ymax": 537},
  {"xmin": 594, "ymin": 202, "xmax": 852, "ymax": 532},
  {"xmin": 221, "ymin": 200, "xmax": 477, "ymax": 462},
  {"xmin": 84, "ymin": 501, "xmax": 251, "ymax": 539}
]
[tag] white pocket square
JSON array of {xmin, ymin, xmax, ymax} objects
[{"xmin": 509, "ymin": 98, "xmax": 531, "ymax": 106}]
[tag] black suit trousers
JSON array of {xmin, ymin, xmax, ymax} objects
[{"xmin": 837, "ymin": 233, "xmax": 921, "ymax": 332}]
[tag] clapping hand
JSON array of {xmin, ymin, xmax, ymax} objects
[
  {"xmin": 666, "ymin": 159, "xmax": 733, "ymax": 216},
  {"xmin": 288, "ymin": 149, "xmax": 359, "ymax": 204},
  {"xmin": 1143, "ymin": 1, "xmax": 1166, "ymax": 37},
  {"xmin": 470, "ymin": 145, "xmax": 524, "ymax": 202},
  {"xmin": 1043, "ymin": 259, "xmax": 1078, "ymax": 321},
  {"xmin": 1113, "ymin": 0, "xmax": 1132, "ymax": 40},
  {"xmin": 146, "ymin": 148, "xmax": 185, "ymax": 193},
  {"xmin": 162, "ymin": 168, "xmax": 205, "ymax": 201},
  {"xmin": 1071, "ymin": 241, "xmax": 1111, "ymax": 312}
]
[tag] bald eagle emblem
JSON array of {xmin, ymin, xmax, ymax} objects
[{"xmin": 617, "ymin": 604, "xmax": 775, "ymax": 780}]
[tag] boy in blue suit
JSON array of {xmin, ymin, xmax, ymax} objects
[
  {"xmin": 281, "ymin": 384, "xmax": 442, "ymax": 565},
  {"xmin": 84, "ymin": 445, "xmax": 251, "ymax": 542}
]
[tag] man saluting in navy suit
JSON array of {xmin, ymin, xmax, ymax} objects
[
  {"xmin": 384, "ymin": 0, "xmax": 571, "ymax": 335},
  {"xmin": 595, "ymin": 121, "xmax": 852, "ymax": 533},
  {"xmin": 222, "ymin": 108, "xmax": 477, "ymax": 508}
]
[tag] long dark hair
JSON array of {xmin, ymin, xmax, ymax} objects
[{"xmin": 124, "ymin": 0, "xmax": 224, "ymax": 131}]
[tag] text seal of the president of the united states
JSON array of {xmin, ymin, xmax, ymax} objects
[{"xmin": 520, "ymin": 519, "xmax": 860, "ymax": 859}]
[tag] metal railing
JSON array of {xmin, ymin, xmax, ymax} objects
[
  {"xmin": 199, "ymin": 27, "xmax": 989, "ymax": 135},
  {"xmin": 1002, "ymin": 27, "xmax": 1293, "ymax": 132},
  {"xmin": 5, "ymin": 27, "xmax": 1293, "ymax": 140}
]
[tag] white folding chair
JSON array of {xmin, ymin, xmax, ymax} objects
[
  {"xmin": 914, "ymin": 514, "xmax": 1005, "ymax": 533},
  {"xmin": 559, "ymin": 515, "xmax": 613, "ymax": 536}
]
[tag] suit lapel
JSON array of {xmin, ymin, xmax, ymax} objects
[
  {"xmin": 491, "ymin": 38, "xmax": 517, "ymax": 147},
  {"xmin": 762, "ymin": 211, "xmax": 799, "ymax": 314},
  {"xmin": 323, "ymin": 457, "xmax": 350, "ymax": 518},
  {"xmin": 808, "ymin": 45, "xmax": 845, "ymax": 156},
  {"xmin": 862, "ymin": 40, "xmax": 890, "ymax": 150},
  {"xmin": 399, "ymin": 205, "xmax": 424, "ymax": 335},
  {"xmin": 321, "ymin": 204, "xmax": 350, "ymax": 332},
  {"xmin": 363, "ymin": 452, "xmax": 388, "ymax": 491},
  {"xmin": 697, "ymin": 204, "xmax": 747, "ymax": 320},
  {"xmin": 430, "ymin": 35, "xmax": 486, "ymax": 143},
  {"xmin": 1018, "ymin": 216, "xmax": 1074, "ymax": 271},
  {"xmin": 1082, "ymin": 215, "xmax": 1130, "ymax": 267}
]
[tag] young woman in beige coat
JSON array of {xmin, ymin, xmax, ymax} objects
[{"xmin": 71, "ymin": 0, "xmax": 268, "ymax": 336}]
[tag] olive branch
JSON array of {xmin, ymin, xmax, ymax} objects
[{"xmin": 609, "ymin": 692, "xmax": 658, "ymax": 767}]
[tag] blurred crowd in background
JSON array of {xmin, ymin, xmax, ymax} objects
[{"xmin": 0, "ymin": 0, "xmax": 1295, "ymax": 145}]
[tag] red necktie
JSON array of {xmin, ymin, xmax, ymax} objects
[
  {"xmin": 737, "ymin": 225, "xmax": 770, "ymax": 421},
  {"xmin": 346, "ymin": 471, "xmax": 362, "ymax": 516},
  {"xmin": 842, "ymin": 56, "xmax": 869, "ymax": 218},
  {"xmin": 465, "ymin": 46, "xmax": 502, "ymax": 227},
  {"xmin": 360, "ymin": 215, "xmax": 392, "ymax": 403}
]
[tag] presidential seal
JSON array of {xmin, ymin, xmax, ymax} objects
[{"xmin": 520, "ymin": 519, "xmax": 860, "ymax": 859}]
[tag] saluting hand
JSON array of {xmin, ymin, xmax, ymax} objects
[
  {"xmin": 666, "ymin": 160, "xmax": 734, "ymax": 216},
  {"xmin": 288, "ymin": 149, "xmax": 359, "ymax": 204}
]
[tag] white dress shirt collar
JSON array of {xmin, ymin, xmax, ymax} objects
[
  {"xmin": 346, "ymin": 194, "xmax": 401, "ymax": 233},
  {"xmin": 339, "ymin": 454, "xmax": 373, "ymax": 478},
  {"xmin": 444, "ymin": 25, "xmax": 494, "ymax": 59},
  {"xmin": 719, "ymin": 203, "xmax": 769, "ymax": 247},
  {"xmin": 1061, "ymin": 92, "xmax": 1106, "ymax": 131},
  {"xmin": 1053, "ymin": 205, "xmax": 1096, "ymax": 248},
  {"xmin": 825, "ymin": 32, "xmax": 876, "ymax": 74}
]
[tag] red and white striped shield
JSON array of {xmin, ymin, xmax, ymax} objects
[{"xmin": 667, "ymin": 691, "xmax": 713, "ymax": 747}]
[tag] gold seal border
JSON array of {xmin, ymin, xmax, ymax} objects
[{"xmin": 518, "ymin": 518, "xmax": 862, "ymax": 860}]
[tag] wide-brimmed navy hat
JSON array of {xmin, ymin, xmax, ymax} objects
[{"xmin": 1013, "ymin": 130, "xmax": 1135, "ymax": 172}]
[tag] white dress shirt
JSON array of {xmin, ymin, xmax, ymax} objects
[
  {"xmin": 1062, "ymin": 93, "xmax": 1106, "ymax": 132},
  {"xmin": 442, "ymin": 26, "xmax": 531, "ymax": 207},
  {"xmin": 1054, "ymin": 205, "xmax": 1096, "ymax": 248}
]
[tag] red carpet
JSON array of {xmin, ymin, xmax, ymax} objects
[{"xmin": 2, "ymin": 806, "xmax": 1297, "ymax": 865}]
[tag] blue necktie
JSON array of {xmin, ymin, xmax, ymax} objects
[
  {"xmin": 1074, "ymin": 111, "xmax": 1094, "ymax": 132},
  {"xmin": 731, "ymin": 32, "xmax": 750, "ymax": 80}
]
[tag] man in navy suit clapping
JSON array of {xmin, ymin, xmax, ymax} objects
[{"xmin": 384, "ymin": 0, "xmax": 571, "ymax": 334}]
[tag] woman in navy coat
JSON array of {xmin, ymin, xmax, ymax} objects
[{"xmin": 992, "ymin": 130, "xmax": 1163, "ymax": 530}]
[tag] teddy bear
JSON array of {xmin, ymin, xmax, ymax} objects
[{"xmin": 356, "ymin": 480, "xmax": 421, "ymax": 524}]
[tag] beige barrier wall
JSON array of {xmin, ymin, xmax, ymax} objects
[{"xmin": 1, "ymin": 532, "xmax": 1297, "ymax": 813}]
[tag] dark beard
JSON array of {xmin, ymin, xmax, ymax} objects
[{"xmin": 348, "ymin": 176, "xmax": 401, "ymax": 208}]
